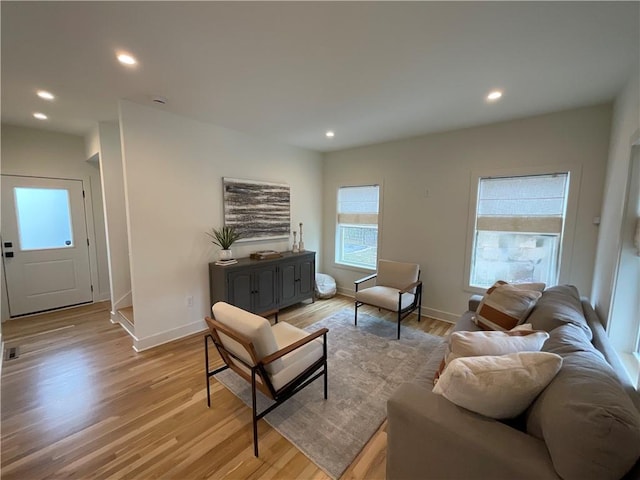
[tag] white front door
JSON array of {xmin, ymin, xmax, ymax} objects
[{"xmin": 1, "ymin": 175, "xmax": 93, "ymax": 316}]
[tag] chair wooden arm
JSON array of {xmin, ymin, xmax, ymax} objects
[
  {"xmin": 355, "ymin": 273, "xmax": 377, "ymax": 285},
  {"xmin": 261, "ymin": 328, "xmax": 329, "ymax": 365},
  {"xmin": 398, "ymin": 280, "xmax": 422, "ymax": 294}
]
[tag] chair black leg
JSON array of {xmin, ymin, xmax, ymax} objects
[
  {"xmin": 205, "ymin": 335, "xmax": 211, "ymax": 408},
  {"xmin": 397, "ymin": 310, "xmax": 401, "ymax": 340},
  {"xmin": 354, "ymin": 303, "xmax": 358, "ymax": 326},
  {"xmin": 252, "ymin": 370, "xmax": 259, "ymax": 457},
  {"xmin": 323, "ymin": 338, "xmax": 328, "ymax": 399}
]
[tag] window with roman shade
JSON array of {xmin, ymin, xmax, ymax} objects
[
  {"xmin": 470, "ymin": 173, "xmax": 569, "ymax": 288},
  {"xmin": 335, "ymin": 185, "xmax": 380, "ymax": 269}
]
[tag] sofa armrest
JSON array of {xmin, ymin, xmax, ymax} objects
[
  {"xmin": 387, "ymin": 383, "xmax": 560, "ymax": 480},
  {"xmin": 468, "ymin": 294, "xmax": 483, "ymax": 312}
]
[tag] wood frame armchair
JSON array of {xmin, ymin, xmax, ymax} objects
[
  {"xmin": 354, "ymin": 259, "xmax": 423, "ymax": 339},
  {"xmin": 204, "ymin": 302, "xmax": 328, "ymax": 457}
]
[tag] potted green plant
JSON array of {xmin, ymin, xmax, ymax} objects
[{"xmin": 208, "ymin": 226, "xmax": 242, "ymax": 260}]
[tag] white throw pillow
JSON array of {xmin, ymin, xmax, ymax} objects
[
  {"xmin": 433, "ymin": 351, "xmax": 562, "ymax": 419},
  {"xmin": 511, "ymin": 323, "xmax": 533, "ymax": 331},
  {"xmin": 444, "ymin": 330, "xmax": 549, "ymax": 365}
]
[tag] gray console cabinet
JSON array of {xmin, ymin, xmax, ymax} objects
[{"xmin": 209, "ymin": 251, "xmax": 315, "ymax": 314}]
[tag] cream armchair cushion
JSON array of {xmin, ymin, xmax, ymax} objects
[
  {"xmin": 212, "ymin": 301, "xmax": 283, "ymax": 374},
  {"xmin": 270, "ymin": 322, "xmax": 324, "ymax": 390},
  {"xmin": 377, "ymin": 260, "xmax": 420, "ymax": 293},
  {"xmin": 211, "ymin": 302, "xmax": 324, "ymax": 389},
  {"xmin": 356, "ymin": 286, "xmax": 415, "ymax": 311}
]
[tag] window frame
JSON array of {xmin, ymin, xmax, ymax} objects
[
  {"xmin": 334, "ymin": 183, "xmax": 382, "ymax": 272},
  {"xmin": 464, "ymin": 165, "xmax": 582, "ymax": 294}
]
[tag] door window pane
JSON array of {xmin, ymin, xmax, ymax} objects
[{"xmin": 14, "ymin": 187, "xmax": 74, "ymax": 250}]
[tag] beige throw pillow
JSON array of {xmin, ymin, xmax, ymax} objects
[
  {"xmin": 433, "ymin": 351, "xmax": 563, "ymax": 419},
  {"xmin": 445, "ymin": 330, "xmax": 550, "ymax": 365},
  {"xmin": 434, "ymin": 328, "xmax": 549, "ymax": 385},
  {"xmin": 475, "ymin": 282, "xmax": 543, "ymax": 331}
]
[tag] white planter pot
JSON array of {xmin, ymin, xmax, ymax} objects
[{"xmin": 218, "ymin": 249, "xmax": 233, "ymax": 261}]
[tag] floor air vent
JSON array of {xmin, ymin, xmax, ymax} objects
[{"xmin": 4, "ymin": 346, "xmax": 19, "ymax": 361}]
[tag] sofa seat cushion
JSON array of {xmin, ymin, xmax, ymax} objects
[
  {"xmin": 355, "ymin": 286, "xmax": 415, "ymax": 311},
  {"xmin": 526, "ymin": 285, "xmax": 592, "ymax": 339},
  {"xmin": 433, "ymin": 351, "xmax": 562, "ymax": 419},
  {"xmin": 526, "ymin": 324, "xmax": 640, "ymax": 480},
  {"xmin": 270, "ymin": 322, "xmax": 324, "ymax": 391}
]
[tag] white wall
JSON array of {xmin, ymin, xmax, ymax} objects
[
  {"xmin": 96, "ymin": 122, "xmax": 132, "ymax": 318},
  {"xmin": 118, "ymin": 100, "xmax": 323, "ymax": 350},
  {"xmin": 592, "ymin": 71, "xmax": 640, "ymax": 324},
  {"xmin": 323, "ymin": 104, "xmax": 612, "ymax": 321},
  {"xmin": 0, "ymin": 124, "xmax": 111, "ymax": 318},
  {"xmin": 85, "ymin": 124, "xmax": 100, "ymax": 160}
]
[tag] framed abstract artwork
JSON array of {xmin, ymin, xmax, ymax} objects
[{"xmin": 222, "ymin": 178, "xmax": 291, "ymax": 242}]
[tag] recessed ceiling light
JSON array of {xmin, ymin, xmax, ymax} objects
[
  {"xmin": 33, "ymin": 112, "xmax": 48, "ymax": 120},
  {"xmin": 37, "ymin": 90, "xmax": 55, "ymax": 100},
  {"xmin": 487, "ymin": 90, "xmax": 503, "ymax": 101},
  {"xmin": 326, "ymin": 131, "xmax": 335, "ymax": 138},
  {"xmin": 117, "ymin": 52, "xmax": 137, "ymax": 66}
]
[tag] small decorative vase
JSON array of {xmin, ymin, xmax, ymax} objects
[
  {"xmin": 219, "ymin": 249, "xmax": 233, "ymax": 261},
  {"xmin": 292, "ymin": 231, "xmax": 299, "ymax": 253},
  {"xmin": 298, "ymin": 222, "xmax": 305, "ymax": 252}
]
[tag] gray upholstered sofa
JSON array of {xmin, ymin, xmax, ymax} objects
[{"xmin": 387, "ymin": 285, "xmax": 640, "ymax": 480}]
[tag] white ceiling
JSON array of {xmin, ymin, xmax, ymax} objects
[{"xmin": 2, "ymin": 2, "xmax": 638, "ymax": 152}]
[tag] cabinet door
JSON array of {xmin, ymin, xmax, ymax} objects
[
  {"xmin": 279, "ymin": 262, "xmax": 298, "ymax": 306},
  {"xmin": 298, "ymin": 257, "xmax": 315, "ymax": 298},
  {"xmin": 253, "ymin": 265, "xmax": 278, "ymax": 312},
  {"xmin": 227, "ymin": 270, "xmax": 253, "ymax": 312}
]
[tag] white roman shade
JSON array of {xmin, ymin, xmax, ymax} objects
[
  {"xmin": 476, "ymin": 174, "xmax": 569, "ymax": 234},
  {"xmin": 337, "ymin": 185, "xmax": 379, "ymax": 225}
]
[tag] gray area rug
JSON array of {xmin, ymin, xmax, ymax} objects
[{"xmin": 214, "ymin": 308, "xmax": 444, "ymax": 479}]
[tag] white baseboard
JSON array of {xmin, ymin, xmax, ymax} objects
[
  {"xmin": 421, "ymin": 307, "xmax": 457, "ymax": 324},
  {"xmin": 338, "ymin": 287, "xmax": 458, "ymax": 324},
  {"xmin": 337, "ymin": 286, "xmax": 354, "ymax": 297},
  {"xmin": 111, "ymin": 310, "xmax": 137, "ymax": 342},
  {"xmin": 133, "ymin": 319, "xmax": 208, "ymax": 352}
]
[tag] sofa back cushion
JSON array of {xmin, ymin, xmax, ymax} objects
[
  {"xmin": 526, "ymin": 285, "xmax": 592, "ymax": 339},
  {"xmin": 377, "ymin": 259, "xmax": 419, "ymax": 292},
  {"xmin": 526, "ymin": 324, "xmax": 640, "ymax": 480}
]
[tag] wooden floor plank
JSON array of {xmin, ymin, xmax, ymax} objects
[{"xmin": 1, "ymin": 295, "xmax": 453, "ymax": 479}]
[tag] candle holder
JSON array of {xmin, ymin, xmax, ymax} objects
[{"xmin": 299, "ymin": 222, "xmax": 305, "ymax": 252}]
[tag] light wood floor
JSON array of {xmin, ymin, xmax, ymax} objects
[{"xmin": 1, "ymin": 296, "xmax": 453, "ymax": 479}]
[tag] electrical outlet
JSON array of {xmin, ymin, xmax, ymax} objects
[{"xmin": 186, "ymin": 295, "xmax": 194, "ymax": 307}]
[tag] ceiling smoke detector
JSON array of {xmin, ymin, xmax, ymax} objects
[{"xmin": 152, "ymin": 96, "xmax": 167, "ymax": 105}]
